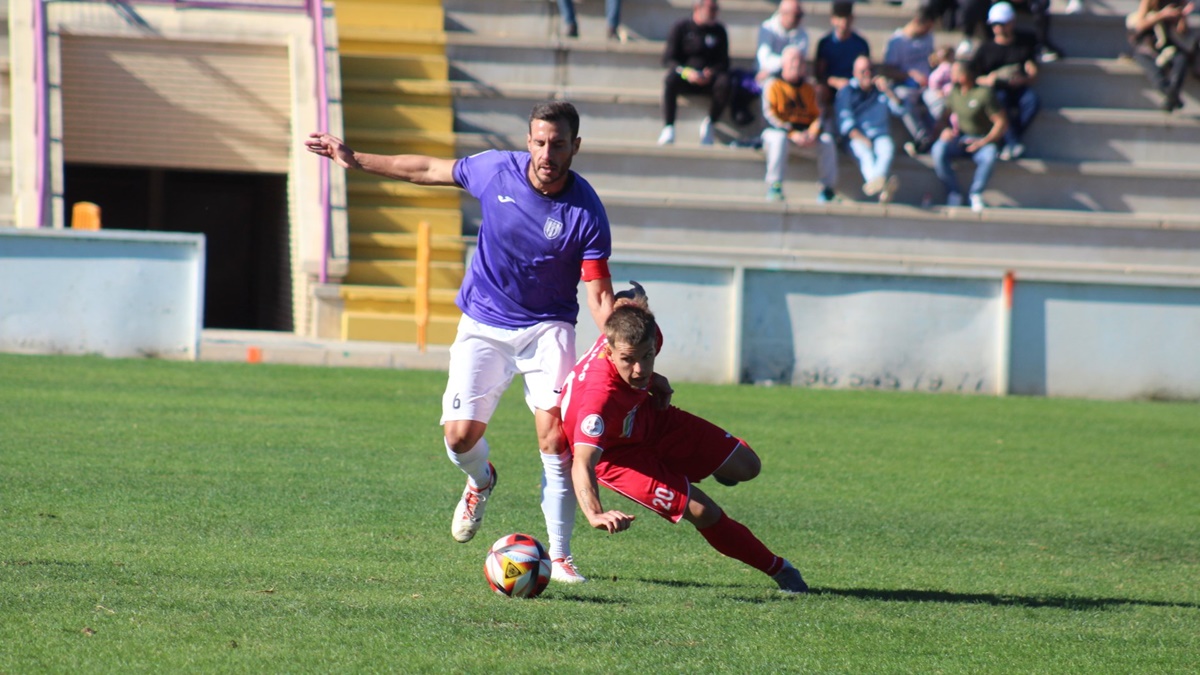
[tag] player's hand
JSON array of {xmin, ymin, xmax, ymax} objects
[
  {"xmin": 587, "ymin": 510, "xmax": 636, "ymax": 533},
  {"xmin": 305, "ymin": 132, "xmax": 361, "ymax": 170},
  {"xmin": 648, "ymin": 373, "xmax": 674, "ymax": 410},
  {"xmin": 965, "ymin": 139, "xmax": 988, "ymax": 153}
]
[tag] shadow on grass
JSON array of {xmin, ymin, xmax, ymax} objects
[
  {"xmin": 589, "ymin": 578, "xmax": 1200, "ymax": 611},
  {"xmin": 814, "ymin": 587, "xmax": 1200, "ymax": 611}
]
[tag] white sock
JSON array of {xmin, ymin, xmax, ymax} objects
[
  {"xmin": 446, "ymin": 437, "xmax": 491, "ymax": 489},
  {"xmin": 540, "ymin": 449, "xmax": 576, "ymax": 560}
]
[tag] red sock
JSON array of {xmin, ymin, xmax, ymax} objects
[{"xmin": 697, "ymin": 512, "xmax": 784, "ymax": 576}]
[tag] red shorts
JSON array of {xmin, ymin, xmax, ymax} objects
[{"xmin": 594, "ymin": 406, "xmax": 740, "ymax": 523}]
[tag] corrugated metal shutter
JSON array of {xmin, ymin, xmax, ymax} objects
[{"xmin": 61, "ymin": 35, "xmax": 291, "ymax": 173}]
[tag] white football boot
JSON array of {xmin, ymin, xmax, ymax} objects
[
  {"xmin": 451, "ymin": 462, "xmax": 496, "ymax": 543},
  {"xmin": 551, "ymin": 556, "xmax": 588, "ymax": 584}
]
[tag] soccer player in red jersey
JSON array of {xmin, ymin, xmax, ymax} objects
[{"xmin": 558, "ymin": 283, "xmax": 809, "ymax": 593}]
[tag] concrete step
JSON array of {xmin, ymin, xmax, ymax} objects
[
  {"xmin": 444, "ymin": 0, "xmax": 1133, "ymax": 59},
  {"xmin": 341, "ymin": 53, "xmax": 449, "ymax": 81},
  {"xmin": 451, "ymin": 84, "xmax": 1200, "ymax": 165},
  {"xmin": 342, "ymin": 311, "xmax": 460, "ymax": 345},
  {"xmin": 455, "ymin": 132, "xmax": 1200, "ymax": 215},
  {"xmin": 340, "ymin": 284, "xmax": 462, "ymax": 317},
  {"xmin": 460, "ymin": 192, "xmax": 1200, "ymax": 282},
  {"xmin": 346, "ymin": 259, "xmax": 465, "ymax": 287},
  {"xmin": 349, "ymin": 231, "xmax": 465, "ymax": 262},
  {"xmin": 346, "ymin": 128, "xmax": 456, "ymax": 158},
  {"xmin": 343, "ymin": 100, "xmax": 454, "ymax": 132},
  {"xmin": 347, "ymin": 175, "xmax": 462, "ymax": 210},
  {"xmin": 347, "ymin": 205, "xmax": 463, "ymax": 236},
  {"xmin": 1025, "ymin": 107, "xmax": 1200, "ymax": 164},
  {"xmin": 446, "ymin": 36, "xmax": 1199, "ymax": 113}
]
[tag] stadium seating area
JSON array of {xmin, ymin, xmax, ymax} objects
[{"xmin": 323, "ymin": 0, "xmax": 1199, "ymax": 345}]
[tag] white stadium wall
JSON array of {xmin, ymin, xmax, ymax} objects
[
  {"xmin": 0, "ymin": 228, "xmax": 205, "ymax": 359},
  {"xmin": 578, "ymin": 261, "xmax": 1200, "ymax": 402}
]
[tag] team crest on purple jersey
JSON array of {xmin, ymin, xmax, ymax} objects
[{"xmin": 544, "ymin": 217, "xmax": 564, "ymax": 240}]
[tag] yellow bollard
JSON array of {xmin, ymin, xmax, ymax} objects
[{"xmin": 71, "ymin": 202, "xmax": 102, "ymax": 230}]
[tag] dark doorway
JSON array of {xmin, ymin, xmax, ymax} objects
[{"xmin": 64, "ymin": 165, "xmax": 293, "ymax": 332}]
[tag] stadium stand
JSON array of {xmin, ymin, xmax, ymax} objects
[
  {"xmin": 331, "ymin": 0, "xmax": 464, "ymax": 344},
  {"xmin": 441, "ymin": 0, "xmax": 1199, "ymax": 212}
]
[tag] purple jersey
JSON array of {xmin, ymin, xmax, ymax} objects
[{"xmin": 453, "ymin": 150, "xmax": 612, "ymax": 329}]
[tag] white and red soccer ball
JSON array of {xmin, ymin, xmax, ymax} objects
[{"xmin": 484, "ymin": 533, "xmax": 551, "ymax": 598}]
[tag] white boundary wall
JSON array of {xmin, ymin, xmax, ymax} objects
[
  {"xmin": 0, "ymin": 228, "xmax": 205, "ymax": 359},
  {"xmin": 582, "ymin": 260, "xmax": 1200, "ymax": 402}
]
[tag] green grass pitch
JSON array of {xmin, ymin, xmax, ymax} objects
[{"xmin": 1, "ymin": 353, "xmax": 1197, "ymax": 672}]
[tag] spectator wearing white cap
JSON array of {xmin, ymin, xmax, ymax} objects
[
  {"xmin": 956, "ymin": 0, "xmax": 1064, "ymax": 61},
  {"xmin": 970, "ymin": 2, "xmax": 1041, "ymax": 160}
]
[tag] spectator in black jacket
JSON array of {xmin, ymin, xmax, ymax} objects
[
  {"xmin": 658, "ymin": 0, "xmax": 732, "ymax": 146},
  {"xmin": 970, "ymin": 2, "xmax": 1040, "ymax": 160}
]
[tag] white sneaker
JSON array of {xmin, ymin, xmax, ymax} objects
[
  {"xmin": 947, "ymin": 191, "xmax": 964, "ymax": 207},
  {"xmin": 1066, "ymin": 0, "xmax": 1083, "ymax": 14},
  {"xmin": 863, "ymin": 175, "xmax": 886, "ymax": 196},
  {"xmin": 879, "ymin": 175, "xmax": 900, "ymax": 204},
  {"xmin": 970, "ymin": 193, "xmax": 985, "ymax": 213},
  {"xmin": 551, "ymin": 557, "xmax": 588, "ymax": 583},
  {"xmin": 451, "ymin": 462, "xmax": 496, "ymax": 543},
  {"xmin": 699, "ymin": 117, "xmax": 714, "ymax": 145},
  {"xmin": 657, "ymin": 125, "xmax": 675, "ymax": 146}
]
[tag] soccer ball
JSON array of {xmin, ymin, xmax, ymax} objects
[{"xmin": 484, "ymin": 533, "xmax": 551, "ymax": 598}]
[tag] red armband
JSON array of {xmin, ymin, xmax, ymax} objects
[{"xmin": 580, "ymin": 258, "xmax": 611, "ymax": 282}]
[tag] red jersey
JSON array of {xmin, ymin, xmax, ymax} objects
[{"xmin": 559, "ymin": 333, "xmax": 661, "ymax": 453}]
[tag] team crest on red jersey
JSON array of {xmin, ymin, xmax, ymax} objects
[
  {"xmin": 544, "ymin": 217, "xmax": 564, "ymax": 240},
  {"xmin": 582, "ymin": 414, "xmax": 605, "ymax": 437}
]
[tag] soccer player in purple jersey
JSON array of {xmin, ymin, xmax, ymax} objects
[{"xmin": 306, "ymin": 102, "xmax": 618, "ymax": 583}]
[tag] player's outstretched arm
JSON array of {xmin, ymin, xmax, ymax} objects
[
  {"xmin": 571, "ymin": 443, "xmax": 635, "ymax": 534},
  {"xmin": 304, "ymin": 133, "xmax": 459, "ymax": 186},
  {"xmin": 585, "ymin": 276, "xmax": 616, "ymax": 331}
]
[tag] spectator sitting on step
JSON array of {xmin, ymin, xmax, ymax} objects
[
  {"xmin": 1127, "ymin": 0, "xmax": 1195, "ymax": 111},
  {"xmin": 659, "ymin": 0, "xmax": 732, "ymax": 146},
  {"xmin": 957, "ymin": 0, "xmax": 1064, "ymax": 60},
  {"xmin": 883, "ymin": 8, "xmax": 939, "ymax": 155},
  {"xmin": 924, "ymin": 46, "xmax": 958, "ymax": 122},
  {"xmin": 757, "ymin": 0, "xmax": 810, "ymax": 82},
  {"xmin": 762, "ymin": 47, "xmax": 839, "ymax": 203},
  {"xmin": 557, "ymin": 0, "xmax": 624, "ymax": 40},
  {"xmin": 929, "ymin": 60, "xmax": 1008, "ymax": 213},
  {"xmin": 815, "ymin": 0, "xmax": 871, "ymax": 101},
  {"xmin": 835, "ymin": 55, "xmax": 906, "ymax": 203},
  {"xmin": 970, "ymin": 2, "xmax": 1041, "ymax": 161}
]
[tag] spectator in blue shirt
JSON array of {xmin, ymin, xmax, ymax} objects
[
  {"xmin": 836, "ymin": 55, "xmax": 906, "ymax": 202},
  {"xmin": 815, "ymin": 0, "xmax": 871, "ymax": 93}
]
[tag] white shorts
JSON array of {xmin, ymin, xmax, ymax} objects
[{"xmin": 440, "ymin": 315, "xmax": 577, "ymax": 425}]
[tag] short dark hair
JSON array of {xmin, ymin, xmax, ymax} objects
[
  {"xmin": 954, "ymin": 59, "xmax": 976, "ymax": 79},
  {"xmin": 605, "ymin": 304, "xmax": 657, "ymax": 350},
  {"xmin": 917, "ymin": 6, "xmax": 940, "ymax": 23},
  {"xmin": 529, "ymin": 101, "xmax": 580, "ymax": 140},
  {"xmin": 831, "ymin": 0, "xmax": 854, "ymax": 18}
]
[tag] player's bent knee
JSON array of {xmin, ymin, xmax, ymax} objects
[
  {"xmin": 444, "ymin": 420, "xmax": 485, "ymax": 453},
  {"xmin": 715, "ymin": 442, "xmax": 761, "ymax": 483}
]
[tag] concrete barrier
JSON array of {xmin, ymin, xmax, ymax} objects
[{"xmin": 0, "ymin": 228, "xmax": 205, "ymax": 359}]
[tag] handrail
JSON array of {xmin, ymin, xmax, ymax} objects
[
  {"xmin": 33, "ymin": 0, "xmax": 47, "ymax": 227},
  {"xmin": 309, "ymin": 0, "xmax": 331, "ymax": 284}
]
